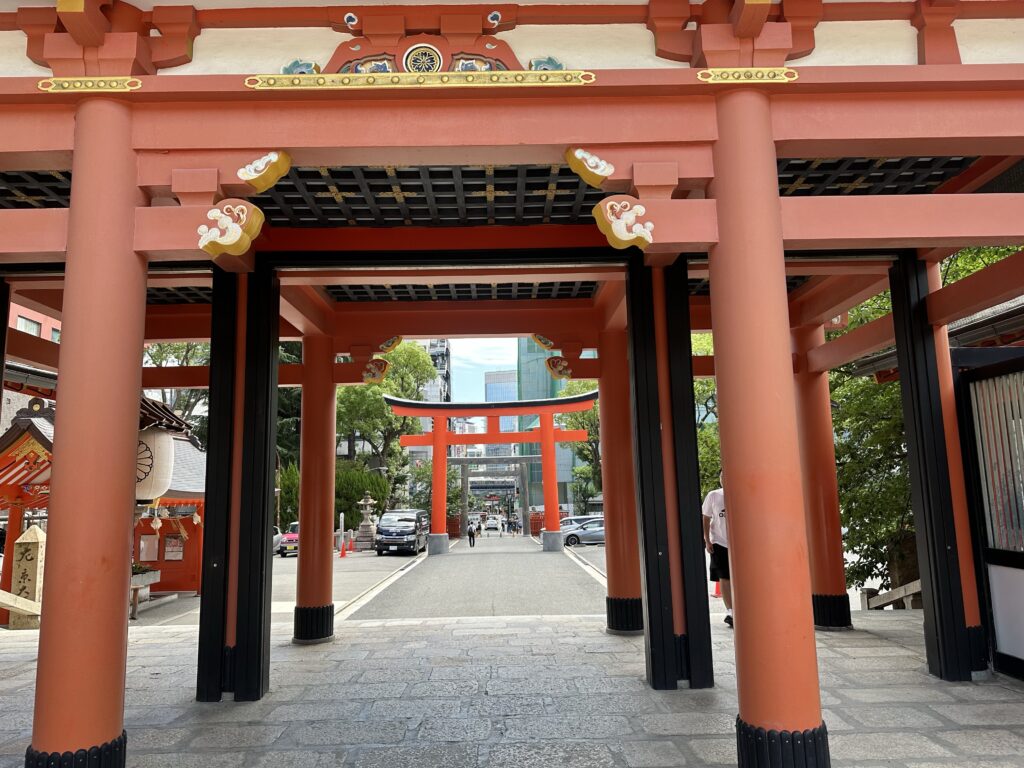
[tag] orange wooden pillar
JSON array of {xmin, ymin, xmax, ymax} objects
[
  {"xmin": 539, "ymin": 411, "xmax": 563, "ymax": 550},
  {"xmin": 926, "ymin": 261, "xmax": 986, "ymax": 673},
  {"xmin": 708, "ymin": 89, "xmax": 829, "ymax": 766},
  {"xmin": 598, "ymin": 329, "xmax": 643, "ymax": 632},
  {"xmin": 294, "ymin": 333, "xmax": 337, "ymax": 643},
  {"xmin": 793, "ymin": 324, "xmax": 852, "ymax": 629},
  {"xmin": 29, "ymin": 99, "xmax": 146, "ymax": 764},
  {"xmin": 427, "ymin": 416, "xmax": 450, "ymax": 553}
]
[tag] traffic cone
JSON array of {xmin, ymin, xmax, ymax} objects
[
  {"xmin": 347, "ymin": 536, "xmax": 355, "ymax": 552},
  {"xmin": 711, "ymin": 581, "xmax": 720, "ymax": 598},
  {"xmin": 339, "ymin": 543, "xmax": 346, "ymax": 558}
]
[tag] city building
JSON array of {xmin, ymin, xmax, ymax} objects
[
  {"xmin": 407, "ymin": 339, "xmax": 453, "ymax": 463},
  {"xmin": 517, "ymin": 337, "xmax": 576, "ymax": 509},
  {"xmin": 483, "ymin": 369, "xmax": 516, "ymax": 470}
]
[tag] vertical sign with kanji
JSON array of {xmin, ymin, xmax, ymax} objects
[{"xmin": 10, "ymin": 524, "xmax": 45, "ymax": 630}]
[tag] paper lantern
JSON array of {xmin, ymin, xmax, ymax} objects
[{"xmin": 136, "ymin": 427, "xmax": 175, "ymax": 503}]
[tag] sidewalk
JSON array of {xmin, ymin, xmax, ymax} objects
[{"xmin": 2, "ymin": 611, "xmax": 1023, "ymax": 767}]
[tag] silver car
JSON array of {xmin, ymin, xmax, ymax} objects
[
  {"xmin": 559, "ymin": 515, "xmax": 603, "ymax": 532},
  {"xmin": 564, "ymin": 519, "xmax": 605, "ymax": 546}
]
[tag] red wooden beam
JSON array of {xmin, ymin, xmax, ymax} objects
[
  {"xmin": 6, "ymin": 329, "xmax": 59, "ymax": 371},
  {"xmin": 279, "ymin": 286, "xmax": 334, "ymax": 338},
  {"xmin": 927, "ymin": 248, "xmax": 1024, "ymax": 327},
  {"xmin": 788, "ymin": 274, "xmax": 889, "ymax": 327},
  {"xmin": 806, "ymin": 314, "xmax": 895, "ymax": 373},
  {"xmin": 0, "ymin": 209, "xmax": 68, "ymax": 261},
  {"xmin": 401, "ymin": 428, "xmax": 588, "ymax": 447}
]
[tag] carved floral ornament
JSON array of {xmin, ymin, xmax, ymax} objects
[
  {"xmin": 593, "ymin": 196, "xmax": 655, "ymax": 251},
  {"xmin": 363, "ymin": 359, "xmax": 390, "ymax": 384},
  {"xmin": 545, "ymin": 357, "xmax": 573, "ymax": 381},
  {"xmin": 197, "ymin": 200, "xmax": 265, "ymax": 260},
  {"xmin": 237, "ymin": 151, "xmax": 292, "ymax": 194},
  {"xmin": 565, "ymin": 147, "xmax": 614, "ymax": 189}
]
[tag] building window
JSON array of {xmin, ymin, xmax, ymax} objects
[
  {"xmin": 50, "ymin": 328, "xmax": 60, "ymax": 343},
  {"xmin": 15, "ymin": 316, "xmax": 41, "ymax": 336}
]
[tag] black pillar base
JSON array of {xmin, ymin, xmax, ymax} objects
[
  {"xmin": 812, "ymin": 594, "xmax": 852, "ymax": 630},
  {"xmin": 26, "ymin": 730, "xmax": 127, "ymax": 768},
  {"xmin": 737, "ymin": 717, "xmax": 830, "ymax": 768},
  {"xmin": 968, "ymin": 626, "xmax": 989, "ymax": 673},
  {"xmin": 294, "ymin": 604, "xmax": 335, "ymax": 644},
  {"xmin": 606, "ymin": 597, "xmax": 644, "ymax": 634},
  {"xmin": 675, "ymin": 634, "xmax": 689, "ymax": 681}
]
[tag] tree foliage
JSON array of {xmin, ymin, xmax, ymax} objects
[
  {"xmin": 336, "ymin": 460, "xmax": 390, "ymax": 531},
  {"xmin": 555, "ymin": 379, "xmax": 601, "ymax": 490},
  {"xmin": 143, "ymin": 342, "xmax": 211, "ymax": 444},
  {"xmin": 277, "ymin": 342, "xmax": 303, "ymax": 466},
  {"xmin": 832, "ymin": 246, "xmax": 1018, "ymax": 589},
  {"xmin": 335, "ymin": 342, "xmax": 438, "ymax": 508},
  {"xmin": 408, "ymin": 459, "xmax": 460, "ymax": 514},
  {"xmin": 278, "ymin": 461, "xmax": 301, "ymax": 529}
]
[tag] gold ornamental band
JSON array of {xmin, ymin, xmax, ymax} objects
[
  {"xmin": 696, "ymin": 68, "xmax": 798, "ymax": 84},
  {"xmin": 37, "ymin": 77, "xmax": 143, "ymax": 93},
  {"xmin": 245, "ymin": 71, "xmax": 596, "ymax": 90}
]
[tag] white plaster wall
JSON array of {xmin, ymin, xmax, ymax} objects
[
  {"xmin": 954, "ymin": 19, "xmax": 1024, "ymax": 64},
  {"xmin": 0, "ymin": 31, "xmax": 51, "ymax": 77},
  {"xmin": 497, "ymin": 24, "xmax": 686, "ymax": 70},
  {"xmin": 165, "ymin": 28, "xmax": 353, "ymax": 75},
  {"xmin": 789, "ymin": 21, "xmax": 918, "ymax": 66}
]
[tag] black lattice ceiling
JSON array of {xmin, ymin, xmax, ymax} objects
[
  {"xmin": 327, "ymin": 281, "xmax": 599, "ymax": 302},
  {"xmin": 776, "ymin": 156, "xmax": 976, "ymax": 196},
  {"xmin": 0, "ymin": 158, "xmax": 986, "ymax": 217},
  {"xmin": 686, "ymin": 275, "xmax": 809, "ymax": 296},
  {"xmin": 146, "ymin": 286, "xmax": 213, "ymax": 305},
  {"xmin": 252, "ymin": 165, "xmax": 607, "ymax": 227}
]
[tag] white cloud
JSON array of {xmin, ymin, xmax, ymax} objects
[{"xmin": 448, "ymin": 338, "xmax": 518, "ymax": 370}]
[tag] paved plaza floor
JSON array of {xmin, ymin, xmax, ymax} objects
[{"xmin": 2, "ymin": 539, "xmax": 1024, "ymax": 767}]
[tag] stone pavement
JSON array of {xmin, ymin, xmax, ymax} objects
[{"xmin": 2, "ymin": 609, "xmax": 1024, "ymax": 767}]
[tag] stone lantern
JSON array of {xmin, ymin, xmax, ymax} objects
[{"xmin": 354, "ymin": 492, "xmax": 377, "ymax": 552}]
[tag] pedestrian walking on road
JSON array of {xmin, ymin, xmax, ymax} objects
[{"xmin": 467, "ymin": 523, "xmax": 476, "ymax": 548}]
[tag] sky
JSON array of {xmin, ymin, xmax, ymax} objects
[{"xmin": 448, "ymin": 338, "xmax": 518, "ymax": 402}]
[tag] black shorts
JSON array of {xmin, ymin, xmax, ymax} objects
[{"xmin": 709, "ymin": 543, "xmax": 730, "ymax": 582}]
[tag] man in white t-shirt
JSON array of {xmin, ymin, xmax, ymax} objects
[{"xmin": 702, "ymin": 472, "xmax": 733, "ymax": 628}]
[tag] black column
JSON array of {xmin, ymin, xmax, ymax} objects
[
  {"xmin": 196, "ymin": 266, "xmax": 238, "ymax": 702},
  {"xmin": 664, "ymin": 259, "xmax": 714, "ymax": 688},
  {"xmin": 626, "ymin": 255, "xmax": 679, "ymax": 690},
  {"xmin": 233, "ymin": 262, "xmax": 281, "ymax": 701},
  {"xmin": 0, "ymin": 280, "xmax": 9, "ymax": 388},
  {"xmin": 889, "ymin": 252, "xmax": 972, "ymax": 682}
]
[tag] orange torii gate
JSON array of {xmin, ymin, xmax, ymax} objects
[{"xmin": 385, "ymin": 390, "xmax": 598, "ymax": 552}]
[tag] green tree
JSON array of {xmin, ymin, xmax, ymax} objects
[
  {"xmin": 335, "ymin": 342, "xmax": 438, "ymax": 507},
  {"xmin": 408, "ymin": 459, "xmax": 460, "ymax": 514},
  {"xmin": 335, "ymin": 460, "xmax": 390, "ymax": 531},
  {"xmin": 691, "ymin": 333, "xmax": 722, "ymax": 498},
  {"xmin": 142, "ymin": 342, "xmax": 211, "ymax": 443},
  {"xmin": 555, "ymin": 379, "xmax": 601, "ymax": 490},
  {"xmin": 570, "ymin": 465, "xmax": 597, "ymax": 512},
  {"xmin": 277, "ymin": 342, "xmax": 303, "ymax": 466},
  {"xmin": 278, "ymin": 461, "xmax": 300, "ymax": 529},
  {"xmin": 831, "ymin": 246, "xmax": 1018, "ymax": 589}
]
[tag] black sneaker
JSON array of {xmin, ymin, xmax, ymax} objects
[{"xmin": 724, "ymin": 615, "xmax": 734, "ymax": 628}]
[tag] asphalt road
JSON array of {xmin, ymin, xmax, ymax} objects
[
  {"xmin": 349, "ymin": 533, "xmax": 607, "ymax": 620},
  {"xmin": 134, "ymin": 548, "xmax": 414, "ymax": 626}
]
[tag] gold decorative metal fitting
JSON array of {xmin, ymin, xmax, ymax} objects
[
  {"xmin": 696, "ymin": 68, "xmax": 798, "ymax": 84},
  {"xmin": 37, "ymin": 77, "xmax": 142, "ymax": 93},
  {"xmin": 237, "ymin": 151, "xmax": 292, "ymax": 194},
  {"xmin": 244, "ymin": 70, "xmax": 595, "ymax": 91}
]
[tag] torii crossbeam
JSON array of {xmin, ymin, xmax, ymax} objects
[{"xmin": 386, "ymin": 390, "xmax": 598, "ymax": 552}]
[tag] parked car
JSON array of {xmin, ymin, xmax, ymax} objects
[
  {"xmin": 485, "ymin": 518, "xmax": 500, "ymax": 531},
  {"xmin": 375, "ymin": 509, "xmax": 429, "ymax": 555},
  {"xmin": 279, "ymin": 521, "xmax": 299, "ymax": 557},
  {"xmin": 559, "ymin": 515, "xmax": 603, "ymax": 532},
  {"xmin": 272, "ymin": 525, "xmax": 283, "ymax": 553},
  {"xmin": 564, "ymin": 519, "xmax": 605, "ymax": 547}
]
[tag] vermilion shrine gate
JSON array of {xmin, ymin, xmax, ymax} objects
[
  {"xmin": 387, "ymin": 390, "xmax": 597, "ymax": 552},
  {"xmin": 2, "ymin": 1, "xmax": 1024, "ymax": 766}
]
